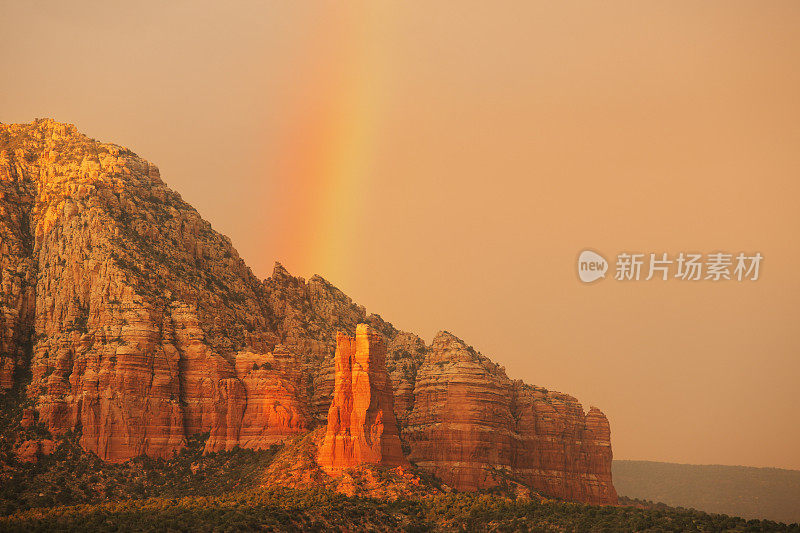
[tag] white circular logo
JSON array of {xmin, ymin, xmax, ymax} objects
[{"xmin": 578, "ymin": 250, "xmax": 608, "ymax": 283}]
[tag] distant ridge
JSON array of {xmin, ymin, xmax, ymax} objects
[{"xmin": 613, "ymin": 460, "xmax": 800, "ymax": 524}]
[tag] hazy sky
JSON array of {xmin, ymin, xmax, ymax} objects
[{"xmin": 3, "ymin": 1, "xmax": 799, "ymax": 470}]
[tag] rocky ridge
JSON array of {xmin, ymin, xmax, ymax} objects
[{"xmin": 0, "ymin": 119, "xmax": 616, "ymax": 504}]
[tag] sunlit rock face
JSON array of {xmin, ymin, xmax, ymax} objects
[
  {"xmin": 404, "ymin": 331, "xmax": 618, "ymax": 505},
  {"xmin": 0, "ymin": 119, "xmax": 616, "ymax": 503},
  {"xmin": 317, "ymin": 324, "xmax": 409, "ymax": 472},
  {"xmin": 234, "ymin": 347, "xmax": 309, "ymax": 450},
  {"xmin": 0, "ymin": 120, "xmax": 303, "ymax": 462}
]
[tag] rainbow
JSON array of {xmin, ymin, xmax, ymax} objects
[{"xmin": 271, "ymin": 6, "xmax": 391, "ymax": 281}]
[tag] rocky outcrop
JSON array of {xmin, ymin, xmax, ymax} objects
[
  {"xmin": 404, "ymin": 331, "xmax": 618, "ymax": 505},
  {"xmin": 404, "ymin": 331, "xmax": 515, "ymax": 490},
  {"xmin": 0, "ymin": 153, "xmax": 36, "ymax": 390},
  {"xmin": 511, "ymin": 384, "xmax": 617, "ymax": 504},
  {"xmin": 0, "ymin": 119, "xmax": 616, "ymax": 503},
  {"xmin": 317, "ymin": 324, "xmax": 408, "ymax": 472},
  {"xmin": 384, "ymin": 331, "xmax": 427, "ymax": 426},
  {"xmin": 234, "ymin": 347, "xmax": 309, "ymax": 449},
  {"xmin": 15, "ymin": 439, "xmax": 55, "ymax": 463},
  {"xmin": 262, "ymin": 264, "xmax": 421, "ymax": 424}
]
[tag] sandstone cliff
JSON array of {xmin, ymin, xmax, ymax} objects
[
  {"xmin": 404, "ymin": 331, "xmax": 617, "ymax": 504},
  {"xmin": 0, "ymin": 119, "xmax": 615, "ymax": 503}
]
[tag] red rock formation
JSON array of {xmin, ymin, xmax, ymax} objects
[
  {"xmin": 404, "ymin": 331, "xmax": 617, "ymax": 505},
  {"xmin": 511, "ymin": 384, "xmax": 617, "ymax": 504},
  {"xmin": 404, "ymin": 331, "xmax": 515, "ymax": 490},
  {"xmin": 15, "ymin": 439, "xmax": 55, "ymax": 463},
  {"xmin": 385, "ymin": 332, "xmax": 427, "ymax": 426},
  {"xmin": 317, "ymin": 324, "xmax": 408, "ymax": 472},
  {"xmin": 0, "ymin": 160, "xmax": 35, "ymax": 390},
  {"xmin": 0, "ymin": 120, "xmax": 616, "ymax": 504},
  {"xmin": 166, "ymin": 303, "xmax": 245, "ymax": 455},
  {"xmin": 0, "ymin": 120, "xmax": 306, "ymax": 463},
  {"xmin": 262, "ymin": 264, "xmax": 416, "ymax": 425},
  {"xmin": 234, "ymin": 347, "xmax": 309, "ymax": 449}
]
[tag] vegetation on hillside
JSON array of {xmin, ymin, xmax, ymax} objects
[
  {"xmin": 0, "ymin": 430, "xmax": 279, "ymax": 515},
  {"xmin": 1, "ymin": 487, "xmax": 799, "ymax": 533},
  {"xmin": 614, "ymin": 460, "xmax": 800, "ymax": 524}
]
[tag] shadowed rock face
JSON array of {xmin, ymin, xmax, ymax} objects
[
  {"xmin": 404, "ymin": 331, "xmax": 617, "ymax": 505},
  {"xmin": 0, "ymin": 120, "xmax": 616, "ymax": 503},
  {"xmin": 317, "ymin": 324, "xmax": 408, "ymax": 472}
]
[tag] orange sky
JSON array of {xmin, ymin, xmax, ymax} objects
[{"xmin": 2, "ymin": 1, "xmax": 799, "ymax": 470}]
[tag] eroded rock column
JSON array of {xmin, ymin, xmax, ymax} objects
[{"xmin": 317, "ymin": 324, "xmax": 408, "ymax": 472}]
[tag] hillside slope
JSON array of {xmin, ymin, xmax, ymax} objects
[{"xmin": 613, "ymin": 460, "xmax": 800, "ymax": 524}]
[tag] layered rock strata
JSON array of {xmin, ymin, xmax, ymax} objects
[{"xmin": 404, "ymin": 331, "xmax": 617, "ymax": 505}]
